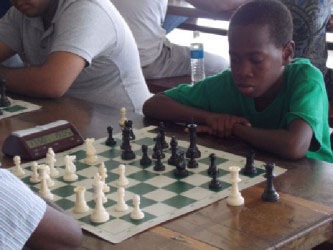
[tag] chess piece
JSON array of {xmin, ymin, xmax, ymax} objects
[
  {"xmin": 63, "ymin": 155, "xmax": 78, "ymax": 181},
  {"xmin": 174, "ymin": 151, "xmax": 188, "ymax": 178},
  {"xmin": 140, "ymin": 144, "xmax": 152, "ymax": 166},
  {"xmin": 84, "ymin": 138, "xmax": 98, "ymax": 165},
  {"xmin": 115, "ymin": 187, "xmax": 128, "ymax": 212},
  {"xmin": 44, "ymin": 164, "xmax": 55, "ymax": 187},
  {"xmin": 125, "ymin": 120, "xmax": 135, "ymax": 140},
  {"xmin": 153, "ymin": 150, "xmax": 165, "ymax": 171},
  {"xmin": 261, "ymin": 163, "xmax": 279, "ymax": 202},
  {"xmin": 158, "ymin": 122, "xmax": 168, "ymax": 149},
  {"xmin": 207, "ymin": 153, "xmax": 218, "ymax": 176},
  {"xmin": 46, "ymin": 148, "xmax": 58, "ymax": 178},
  {"xmin": 121, "ymin": 126, "xmax": 135, "ymax": 160},
  {"xmin": 73, "ymin": 186, "xmax": 90, "ymax": 213},
  {"xmin": 105, "ymin": 126, "xmax": 117, "ymax": 146},
  {"xmin": 119, "ymin": 107, "xmax": 127, "ymax": 128},
  {"xmin": 227, "ymin": 166, "xmax": 244, "ymax": 206},
  {"xmin": 0, "ymin": 76, "xmax": 11, "ymax": 107},
  {"xmin": 117, "ymin": 164, "xmax": 129, "ymax": 187},
  {"xmin": 29, "ymin": 161, "xmax": 40, "ymax": 183},
  {"xmin": 186, "ymin": 123, "xmax": 201, "ymax": 158},
  {"xmin": 91, "ymin": 174, "xmax": 109, "ymax": 223},
  {"xmin": 208, "ymin": 163, "xmax": 222, "ymax": 190},
  {"xmin": 39, "ymin": 165, "xmax": 54, "ymax": 200},
  {"xmin": 13, "ymin": 155, "xmax": 25, "ymax": 177},
  {"xmin": 187, "ymin": 148, "xmax": 198, "ymax": 168},
  {"xmin": 168, "ymin": 136, "xmax": 178, "ymax": 166},
  {"xmin": 130, "ymin": 195, "xmax": 144, "ymax": 220},
  {"xmin": 241, "ymin": 149, "xmax": 257, "ymax": 176},
  {"xmin": 98, "ymin": 162, "xmax": 110, "ymax": 193},
  {"xmin": 152, "ymin": 134, "xmax": 165, "ymax": 159}
]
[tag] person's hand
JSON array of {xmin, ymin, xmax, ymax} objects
[{"xmin": 197, "ymin": 113, "xmax": 251, "ymax": 138}]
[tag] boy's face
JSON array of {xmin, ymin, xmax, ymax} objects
[
  {"xmin": 11, "ymin": 0, "xmax": 50, "ymax": 17},
  {"xmin": 228, "ymin": 24, "xmax": 289, "ymax": 99}
]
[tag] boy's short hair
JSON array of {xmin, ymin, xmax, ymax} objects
[{"xmin": 229, "ymin": 0, "xmax": 293, "ymax": 48}]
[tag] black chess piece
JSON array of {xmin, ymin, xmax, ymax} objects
[
  {"xmin": 153, "ymin": 150, "xmax": 165, "ymax": 171},
  {"xmin": 105, "ymin": 126, "xmax": 117, "ymax": 146},
  {"xmin": 158, "ymin": 122, "xmax": 168, "ymax": 149},
  {"xmin": 168, "ymin": 136, "xmax": 178, "ymax": 166},
  {"xmin": 241, "ymin": 149, "xmax": 257, "ymax": 176},
  {"xmin": 121, "ymin": 126, "xmax": 135, "ymax": 160},
  {"xmin": 186, "ymin": 123, "xmax": 201, "ymax": 158},
  {"xmin": 152, "ymin": 134, "xmax": 165, "ymax": 159},
  {"xmin": 209, "ymin": 164, "xmax": 222, "ymax": 190},
  {"xmin": 207, "ymin": 153, "xmax": 218, "ymax": 176},
  {"xmin": 125, "ymin": 120, "xmax": 135, "ymax": 140},
  {"xmin": 174, "ymin": 151, "xmax": 188, "ymax": 178},
  {"xmin": 140, "ymin": 145, "xmax": 152, "ymax": 166},
  {"xmin": 187, "ymin": 148, "xmax": 198, "ymax": 168},
  {"xmin": 261, "ymin": 163, "xmax": 279, "ymax": 202},
  {"xmin": 0, "ymin": 76, "xmax": 10, "ymax": 107}
]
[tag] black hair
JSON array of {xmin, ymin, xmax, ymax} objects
[{"xmin": 229, "ymin": 0, "xmax": 293, "ymax": 48}]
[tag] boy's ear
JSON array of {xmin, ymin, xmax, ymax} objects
[{"xmin": 282, "ymin": 40, "xmax": 295, "ymax": 64}]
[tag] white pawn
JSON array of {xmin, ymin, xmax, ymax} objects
[
  {"xmin": 63, "ymin": 155, "xmax": 78, "ymax": 181},
  {"xmin": 130, "ymin": 195, "xmax": 144, "ymax": 220},
  {"xmin": 46, "ymin": 148, "xmax": 58, "ymax": 177},
  {"xmin": 98, "ymin": 162, "xmax": 110, "ymax": 193},
  {"xmin": 13, "ymin": 155, "xmax": 25, "ymax": 177},
  {"xmin": 115, "ymin": 187, "xmax": 128, "ymax": 212},
  {"xmin": 91, "ymin": 174, "xmax": 109, "ymax": 223},
  {"xmin": 84, "ymin": 138, "xmax": 98, "ymax": 165},
  {"xmin": 117, "ymin": 164, "xmax": 129, "ymax": 187},
  {"xmin": 39, "ymin": 165, "xmax": 54, "ymax": 200},
  {"xmin": 93, "ymin": 173, "xmax": 107, "ymax": 203},
  {"xmin": 119, "ymin": 107, "xmax": 127, "ymax": 128},
  {"xmin": 73, "ymin": 186, "xmax": 89, "ymax": 213},
  {"xmin": 29, "ymin": 161, "xmax": 40, "ymax": 183},
  {"xmin": 227, "ymin": 166, "xmax": 244, "ymax": 206},
  {"xmin": 43, "ymin": 164, "xmax": 54, "ymax": 187}
]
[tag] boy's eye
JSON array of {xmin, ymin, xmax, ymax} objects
[
  {"xmin": 230, "ymin": 57, "xmax": 240, "ymax": 64},
  {"xmin": 250, "ymin": 56, "xmax": 264, "ymax": 64}
]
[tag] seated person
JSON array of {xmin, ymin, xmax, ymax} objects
[
  {"xmin": 0, "ymin": 0, "xmax": 151, "ymax": 113},
  {"xmin": 0, "ymin": 168, "xmax": 82, "ymax": 249},
  {"xmin": 143, "ymin": 0, "xmax": 333, "ymax": 163},
  {"xmin": 111, "ymin": 0, "xmax": 229, "ymax": 80}
]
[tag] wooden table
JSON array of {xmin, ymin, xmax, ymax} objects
[{"xmin": 1, "ymin": 96, "xmax": 333, "ymax": 249}]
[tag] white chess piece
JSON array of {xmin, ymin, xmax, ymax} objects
[
  {"xmin": 13, "ymin": 155, "xmax": 25, "ymax": 177},
  {"xmin": 117, "ymin": 164, "xmax": 129, "ymax": 187},
  {"xmin": 46, "ymin": 148, "xmax": 58, "ymax": 177},
  {"xmin": 84, "ymin": 138, "xmax": 98, "ymax": 165},
  {"xmin": 227, "ymin": 166, "xmax": 244, "ymax": 206},
  {"xmin": 73, "ymin": 186, "xmax": 89, "ymax": 213},
  {"xmin": 130, "ymin": 195, "xmax": 144, "ymax": 220},
  {"xmin": 29, "ymin": 161, "xmax": 40, "ymax": 183},
  {"xmin": 115, "ymin": 187, "xmax": 128, "ymax": 212},
  {"xmin": 63, "ymin": 155, "xmax": 78, "ymax": 181},
  {"xmin": 119, "ymin": 107, "xmax": 127, "ymax": 128},
  {"xmin": 91, "ymin": 174, "xmax": 109, "ymax": 223},
  {"xmin": 43, "ymin": 164, "xmax": 54, "ymax": 187},
  {"xmin": 39, "ymin": 165, "xmax": 54, "ymax": 200},
  {"xmin": 98, "ymin": 162, "xmax": 110, "ymax": 192}
]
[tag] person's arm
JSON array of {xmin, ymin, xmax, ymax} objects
[
  {"xmin": 25, "ymin": 204, "xmax": 83, "ymax": 250},
  {"xmin": 0, "ymin": 51, "xmax": 86, "ymax": 98},
  {"xmin": 0, "ymin": 42, "xmax": 16, "ymax": 62},
  {"xmin": 233, "ymin": 119, "xmax": 313, "ymax": 160},
  {"xmin": 185, "ymin": 0, "xmax": 253, "ymax": 13}
]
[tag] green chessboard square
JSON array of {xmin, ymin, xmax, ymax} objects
[
  {"xmin": 162, "ymin": 194, "xmax": 197, "ymax": 209},
  {"xmin": 198, "ymin": 155, "xmax": 228, "ymax": 165},
  {"xmin": 127, "ymin": 170, "xmax": 158, "ymax": 182},
  {"xmin": 240, "ymin": 167, "xmax": 265, "ymax": 178},
  {"xmin": 120, "ymin": 211, "xmax": 156, "ymax": 225},
  {"xmin": 105, "ymin": 171, "xmax": 119, "ymax": 183},
  {"xmin": 71, "ymin": 150, "xmax": 86, "ymax": 160},
  {"xmin": 198, "ymin": 168, "xmax": 229, "ymax": 178},
  {"xmin": 104, "ymin": 159, "xmax": 126, "ymax": 170},
  {"xmin": 79, "ymin": 214, "xmax": 116, "ymax": 226},
  {"xmin": 133, "ymin": 137, "xmax": 155, "ymax": 146},
  {"xmin": 127, "ymin": 183, "xmax": 158, "ymax": 196},
  {"xmin": 3, "ymin": 105, "xmax": 26, "ymax": 113},
  {"xmin": 136, "ymin": 196, "xmax": 157, "ymax": 208},
  {"xmin": 163, "ymin": 181, "xmax": 196, "ymax": 194},
  {"xmin": 55, "ymin": 198, "xmax": 75, "ymax": 210},
  {"xmin": 200, "ymin": 180, "xmax": 231, "ymax": 192},
  {"xmin": 52, "ymin": 184, "xmax": 77, "ymax": 197},
  {"xmin": 163, "ymin": 169, "xmax": 192, "ymax": 180},
  {"xmin": 87, "ymin": 198, "xmax": 116, "ymax": 208},
  {"xmin": 21, "ymin": 176, "xmax": 33, "ymax": 185},
  {"xmin": 99, "ymin": 148, "xmax": 122, "ymax": 159}
]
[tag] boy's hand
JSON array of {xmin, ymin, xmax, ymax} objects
[{"xmin": 197, "ymin": 114, "xmax": 251, "ymax": 138}]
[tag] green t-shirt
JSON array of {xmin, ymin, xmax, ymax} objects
[{"xmin": 165, "ymin": 58, "xmax": 333, "ymax": 163}]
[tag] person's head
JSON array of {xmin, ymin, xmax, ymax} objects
[
  {"xmin": 228, "ymin": 0, "xmax": 294, "ymax": 99},
  {"xmin": 10, "ymin": 0, "xmax": 51, "ymax": 17}
]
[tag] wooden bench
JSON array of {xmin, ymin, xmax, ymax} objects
[{"xmin": 146, "ymin": 76, "xmax": 191, "ymax": 94}]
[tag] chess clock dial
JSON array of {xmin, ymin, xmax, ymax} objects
[{"xmin": 2, "ymin": 120, "xmax": 84, "ymax": 160}]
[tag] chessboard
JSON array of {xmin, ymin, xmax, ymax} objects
[
  {"xmin": 0, "ymin": 97, "xmax": 41, "ymax": 119},
  {"xmin": 9, "ymin": 125, "xmax": 286, "ymax": 244}
]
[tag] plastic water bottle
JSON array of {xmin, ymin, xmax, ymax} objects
[{"xmin": 190, "ymin": 31, "xmax": 205, "ymax": 83}]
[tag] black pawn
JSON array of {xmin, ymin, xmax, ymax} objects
[
  {"xmin": 241, "ymin": 149, "xmax": 257, "ymax": 176},
  {"xmin": 174, "ymin": 151, "xmax": 188, "ymax": 178},
  {"xmin": 152, "ymin": 134, "xmax": 165, "ymax": 159},
  {"xmin": 261, "ymin": 163, "xmax": 279, "ymax": 202},
  {"xmin": 105, "ymin": 126, "xmax": 117, "ymax": 146},
  {"xmin": 125, "ymin": 120, "xmax": 135, "ymax": 140},
  {"xmin": 207, "ymin": 153, "xmax": 218, "ymax": 176},
  {"xmin": 153, "ymin": 150, "xmax": 165, "ymax": 171},
  {"xmin": 186, "ymin": 123, "xmax": 201, "ymax": 158},
  {"xmin": 158, "ymin": 122, "xmax": 168, "ymax": 149},
  {"xmin": 121, "ymin": 126, "xmax": 135, "ymax": 160},
  {"xmin": 187, "ymin": 148, "xmax": 198, "ymax": 168},
  {"xmin": 0, "ymin": 76, "xmax": 10, "ymax": 107},
  {"xmin": 209, "ymin": 164, "xmax": 222, "ymax": 189},
  {"xmin": 140, "ymin": 145, "xmax": 152, "ymax": 166},
  {"xmin": 168, "ymin": 136, "xmax": 178, "ymax": 166}
]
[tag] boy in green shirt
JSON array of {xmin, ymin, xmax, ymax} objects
[{"xmin": 143, "ymin": 0, "xmax": 333, "ymax": 163}]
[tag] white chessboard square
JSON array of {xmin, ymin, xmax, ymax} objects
[
  {"xmin": 181, "ymin": 186, "xmax": 215, "ymax": 201},
  {"xmin": 143, "ymin": 189, "xmax": 177, "ymax": 202},
  {"xmin": 143, "ymin": 203, "xmax": 175, "ymax": 217},
  {"xmin": 181, "ymin": 173, "xmax": 211, "ymax": 186},
  {"xmin": 144, "ymin": 175, "xmax": 177, "ymax": 188},
  {"xmin": 99, "ymin": 218, "xmax": 133, "ymax": 234}
]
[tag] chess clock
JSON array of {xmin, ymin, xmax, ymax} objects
[{"xmin": 2, "ymin": 120, "xmax": 84, "ymax": 160}]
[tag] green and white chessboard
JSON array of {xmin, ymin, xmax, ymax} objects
[
  {"xmin": 12, "ymin": 126, "xmax": 286, "ymax": 244},
  {"xmin": 0, "ymin": 98, "xmax": 41, "ymax": 119}
]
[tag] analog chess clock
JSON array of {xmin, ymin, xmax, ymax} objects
[{"xmin": 2, "ymin": 120, "xmax": 84, "ymax": 160}]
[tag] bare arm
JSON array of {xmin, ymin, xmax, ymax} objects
[
  {"xmin": 0, "ymin": 42, "xmax": 17, "ymax": 62},
  {"xmin": 233, "ymin": 119, "xmax": 313, "ymax": 160},
  {"xmin": 185, "ymin": 0, "xmax": 253, "ymax": 13},
  {"xmin": 25, "ymin": 205, "xmax": 83, "ymax": 250},
  {"xmin": 0, "ymin": 51, "xmax": 86, "ymax": 98}
]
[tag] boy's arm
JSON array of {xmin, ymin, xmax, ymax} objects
[
  {"xmin": 25, "ymin": 205, "xmax": 83, "ymax": 250},
  {"xmin": 0, "ymin": 51, "xmax": 86, "ymax": 98},
  {"xmin": 0, "ymin": 42, "xmax": 16, "ymax": 62},
  {"xmin": 185, "ymin": 0, "xmax": 253, "ymax": 12},
  {"xmin": 233, "ymin": 119, "xmax": 313, "ymax": 160}
]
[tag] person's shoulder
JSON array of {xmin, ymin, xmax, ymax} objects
[{"xmin": 286, "ymin": 58, "xmax": 323, "ymax": 77}]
